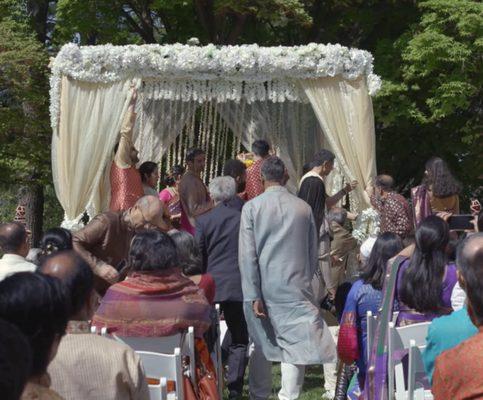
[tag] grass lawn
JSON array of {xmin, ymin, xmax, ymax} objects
[{"xmin": 224, "ymin": 363, "xmax": 328, "ymax": 400}]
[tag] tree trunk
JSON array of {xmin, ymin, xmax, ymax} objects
[{"xmin": 17, "ymin": 184, "xmax": 44, "ymax": 247}]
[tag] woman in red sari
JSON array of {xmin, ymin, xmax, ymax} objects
[{"xmin": 92, "ymin": 230, "xmax": 211, "ymax": 337}]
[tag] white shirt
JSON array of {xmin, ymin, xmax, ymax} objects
[
  {"xmin": 451, "ymin": 281, "xmax": 466, "ymax": 311},
  {"xmin": 0, "ymin": 253, "xmax": 37, "ymax": 281}
]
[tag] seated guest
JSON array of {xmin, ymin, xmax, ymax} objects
[
  {"xmin": 139, "ymin": 161, "xmax": 159, "ymax": 197},
  {"xmin": 169, "ymin": 230, "xmax": 215, "ymax": 304},
  {"xmin": 40, "ymin": 251, "xmax": 149, "ymax": 400},
  {"xmin": 451, "ymin": 209, "xmax": 483, "ymax": 311},
  {"xmin": 223, "ymin": 159, "xmax": 247, "ymax": 209},
  {"xmin": 73, "ymin": 196, "xmax": 170, "ymax": 291},
  {"xmin": 159, "ymin": 164, "xmax": 185, "ymax": 222},
  {"xmin": 195, "ymin": 176, "xmax": 248, "ymax": 399},
  {"xmin": 0, "ymin": 222, "xmax": 36, "ymax": 281},
  {"xmin": 338, "ymin": 233, "xmax": 403, "ymax": 394},
  {"xmin": 396, "ymin": 216, "xmax": 457, "ymax": 326},
  {"xmin": 423, "ymin": 308, "xmax": 477, "ymax": 384},
  {"xmin": 0, "ymin": 272, "xmax": 69, "ymax": 400},
  {"xmin": 36, "ymin": 228, "xmax": 73, "ymax": 264},
  {"xmin": 432, "ymin": 233, "xmax": 483, "ymax": 399},
  {"xmin": 0, "ymin": 319, "xmax": 32, "ymax": 400},
  {"xmin": 92, "ymin": 230, "xmax": 211, "ymax": 337},
  {"xmin": 367, "ymin": 174, "xmax": 412, "ymax": 238},
  {"xmin": 327, "ymin": 207, "xmax": 358, "ymax": 289}
]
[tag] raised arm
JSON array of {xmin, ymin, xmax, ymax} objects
[{"xmin": 114, "ymin": 91, "xmax": 137, "ymax": 169}]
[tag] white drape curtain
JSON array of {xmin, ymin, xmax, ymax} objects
[
  {"xmin": 52, "ymin": 77, "xmax": 138, "ymax": 228},
  {"xmin": 134, "ymin": 98, "xmax": 198, "ymax": 164},
  {"xmin": 300, "ymin": 77, "xmax": 377, "ymax": 210},
  {"xmin": 217, "ymin": 100, "xmax": 320, "ymax": 192}
]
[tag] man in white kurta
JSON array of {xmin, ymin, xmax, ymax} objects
[{"xmin": 239, "ymin": 156, "xmax": 336, "ymax": 400}]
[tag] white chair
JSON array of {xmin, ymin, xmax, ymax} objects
[
  {"xmin": 138, "ymin": 348, "xmax": 183, "ymax": 400},
  {"xmin": 214, "ymin": 304, "xmax": 223, "ymax": 398},
  {"xmin": 113, "ymin": 327, "xmax": 196, "ymax": 387},
  {"xmin": 408, "ymin": 340, "xmax": 433, "ymax": 400},
  {"xmin": 366, "ymin": 310, "xmax": 377, "ymax": 362},
  {"xmin": 148, "ymin": 377, "xmax": 168, "ymax": 400},
  {"xmin": 388, "ymin": 322, "xmax": 432, "ymax": 400}
]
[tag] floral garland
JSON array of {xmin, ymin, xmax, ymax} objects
[
  {"xmin": 50, "ymin": 42, "xmax": 382, "ymax": 128},
  {"xmin": 352, "ymin": 207, "xmax": 380, "ymax": 244}
]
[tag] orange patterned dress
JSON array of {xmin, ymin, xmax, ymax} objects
[{"xmin": 109, "ymin": 163, "xmax": 144, "ymax": 212}]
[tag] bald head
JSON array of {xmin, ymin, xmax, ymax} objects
[
  {"xmin": 457, "ymin": 233, "xmax": 483, "ymax": 325},
  {"xmin": 0, "ymin": 222, "xmax": 29, "ymax": 256},
  {"xmin": 130, "ymin": 195, "xmax": 171, "ymax": 232},
  {"xmin": 374, "ymin": 175, "xmax": 395, "ymax": 192},
  {"xmin": 39, "ymin": 250, "xmax": 94, "ymax": 318}
]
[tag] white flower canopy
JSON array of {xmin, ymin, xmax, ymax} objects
[{"xmin": 50, "ymin": 42, "xmax": 379, "ymax": 228}]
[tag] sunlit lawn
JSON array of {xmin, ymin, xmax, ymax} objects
[{"xmin": 224, "ymin": 363, "xmax": 328, "ymax": 400}]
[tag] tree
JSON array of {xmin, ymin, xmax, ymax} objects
[
  {"xmin": 373, "ymin": 0, "xmax": 482, "ymax": 200},
  {"xmin": 0, "ymin": 0, "xmax": 53, "ymax": 244}
]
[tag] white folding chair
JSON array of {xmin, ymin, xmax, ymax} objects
[
  {"xmin": 388, "ymin": 322, "xmax": 431, "ymax": 400},
  {"xmin": 408, "ymin": 341, "xmax": 433, "ymax": 400},
  {"xmin": 113, "ymin": 327, "xmax": 197, "ymax": 387},
  {"xmin": 366, "ymin": 310, "xmax": 377, "ymax": 362},
  {"xmin": 148, "ymin": 377, "xmax": 168, "ymax": 400},
  {"xmin": 214, "ymin": 304, "xmax": 223, "ymax": 398},
  {"xmin": 137, "ymin": 348, "xmax": 183, "ymax": 400}
]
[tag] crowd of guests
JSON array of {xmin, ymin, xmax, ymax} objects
[{"xmin": 0, "ymin": 118, "xmax": 482, "ymax": 400}]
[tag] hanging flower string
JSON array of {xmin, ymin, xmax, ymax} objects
[{"xmin": 352, "ymin": 208, "xmax": 380, "ymax": 244}]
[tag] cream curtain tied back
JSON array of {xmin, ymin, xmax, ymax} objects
[{"xmin": 52, "ymin": 77, "xmax": 141, "ymax": 229}]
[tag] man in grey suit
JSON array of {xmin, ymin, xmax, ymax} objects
[
  {"xmin": 195, "ymin": 176, "xmax": 248, "ymax": 399},
  {"xmin": 239, "ymin": 156, "xmax": 336, "ymax": 400}
]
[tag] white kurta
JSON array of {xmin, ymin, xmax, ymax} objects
[{"xmin": 239, "ymin": 185, "xmax": 336, "ymax": 364}]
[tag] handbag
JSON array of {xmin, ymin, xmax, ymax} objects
[{"xmin": 183, "ymin": 339, "xmax": 220, "ymax": 400}]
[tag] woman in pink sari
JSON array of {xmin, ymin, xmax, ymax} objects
[
  {"xmin": 92, "ymin": 230, "xmax": 211, "ymax": 337},
  {"xmin": 159, "ymin": 165, "xmax": 184, "ymax": 228}
]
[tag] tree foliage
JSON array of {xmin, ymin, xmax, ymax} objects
[
  {"xmin": 0, "ymin": 0, "xmax": 51, "ymax": 185},
  {"xmin": 0, "ymin": 0, "xmax": 481, "ymax": 230}
]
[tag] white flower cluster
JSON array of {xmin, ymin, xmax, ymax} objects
[
  {"xmin": 50, "ymin": 42, "xmax": 382, "ymax": 128},
  {"xmin": 352, "ymin": 207, "xmax": 380, "ymax": 244}
]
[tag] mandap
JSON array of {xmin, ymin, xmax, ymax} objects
[{"xmin": 49, "ymin": 42, "xmax": 381, "ymax": 229}]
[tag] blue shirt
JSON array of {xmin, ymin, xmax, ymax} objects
[{"xmin": 423, "ymin": 307, "xmax": 478, "ymax": 383}]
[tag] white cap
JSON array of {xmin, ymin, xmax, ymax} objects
[{"xmin": 360, "ymin": 236, "xmax": 377, "ymax": 264}]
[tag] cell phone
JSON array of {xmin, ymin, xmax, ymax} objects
[{"xmin": 447, "ymin": 214, "xmax": 474, "ymax": 231}]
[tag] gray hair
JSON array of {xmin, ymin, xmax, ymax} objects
[
  {"xmin": 261, "ymin": 156, "xmax": 285, "ymax": 183},
  {"xmin": 209, "ymin": 176, "xmax": 236, "ymax": 203},
  {"xmin": 327, "ymin": 207, "xmax": 347, "ymax": 226}
]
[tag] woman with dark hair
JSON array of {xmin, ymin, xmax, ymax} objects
[
  {"xmin": 337, "ymin": 233, "xmax": 403, "ymax": 396},
  {"xmin": 411, "ymin": 157, "xmax": 462, "ymax": 227},
  {"xmin": 92, "ymin": 230, "xmax": 211, "ymax": 337},
  {"xmin": 0, "ymin": 272, "xmax": 69, "ymax": 400},
  {"xmin": 40, "ymin": 228, "xmax": 73, "ymax": 257},
  {"xmin": 397, "ymin": 215, "xmax": 457, "ymax": 325},
  {"xmin": 159, "ymin": 165, "xmax": 185, "ymax": 224},
  {"xmin": 169, "ymin": 230, "xmax": 215, "ymax": 303},
  {"xmin": 139, "ymin": 161, "xmax": 159, "ymax": 196}
]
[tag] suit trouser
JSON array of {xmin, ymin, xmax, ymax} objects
[
  {"xmin": 249, "ymin": 344, "xmax": 305, "ymax": 400},
  {"xmin": 220, "ymin": 301, "xmax": 249, "ymax": 394}
]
